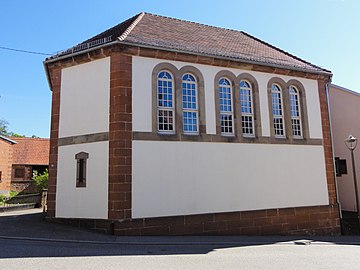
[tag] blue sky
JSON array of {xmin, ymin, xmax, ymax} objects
[{"xmin": 0, "ymin": 0, "xmax": 358, "ymax": 138}]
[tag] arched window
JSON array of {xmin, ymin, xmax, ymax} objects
[
  {"xmin": 240, "ymin": 80, "xmax": 254, "ymax": 136},
  {"xmin": 182, "ymin": 73, "xmax": 198, "ymax": 134},
  {"xmin": 271, "ymin": 84, "xmax": 285, "ymax": 137},
  {"xmin": 219, "ymin": 78, "xmax": 234, "ymax": 135},
  {"xmin": 289, "ymin": 85, "xmax": 302, "ymax": 138},
  {"xmin": 157, "ymin": 71, "xmax": 175, "ymax": 133}
]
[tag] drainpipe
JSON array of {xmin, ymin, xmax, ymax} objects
[{"xmin": 326, "ymin": 80, "xmax": 342, "ymax": 221}]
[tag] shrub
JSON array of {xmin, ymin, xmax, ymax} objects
[{"xmin": 32, "ymin": 169, "xmax": 48, "ymax": 190}]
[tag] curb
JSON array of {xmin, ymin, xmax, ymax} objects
[
  {"xmin": 1, "ymin": 235, "xmax": 360, "ymax": 246},
  {"xmin": 0, "ymin": 203, "xmax": 36, "ymax": 213}
]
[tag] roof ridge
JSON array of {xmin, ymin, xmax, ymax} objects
[
  {"xmin": 240, "ymin": 31, "xmax": 330, "ymax": 73},
  {"xmin": 119, "ymin": 12, "xmax": 145, "ymax": 41},
  {"xmin": 9, "ymin": 137, "xmax": 49, "ymax": 140}
]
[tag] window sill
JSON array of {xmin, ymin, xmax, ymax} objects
[
  {"xmin": 183, "ymin": 132, "xmax": 199, "ymax": 136},
  {"xmin": 157, "ymin": 131, "xmax": 176, "ymax": 136},
  {"xmin": 221, "ymin": 133, "xmax": 235, "ymax": 137}
]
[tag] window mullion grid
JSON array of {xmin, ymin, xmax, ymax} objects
[
  {"xmin": 157, "ymin": 73, "xmax": 175, "ymax": 134},
  {"xmin": 182, "ymin": 77, "xmax": 198, "ymax": 135},
  {"xmin": 219, "ymin": 82, "xmax": 234, "ymax": 136},
  {"xmin": 240, "ymin": 83, "xmax": 254, "ymax": 137},
  {"xmin": 290, "ymin": 89, "xmax": 302, "ymax": 138},
  {"xmin": 272, "ymin": 86, "xmax": 285, "ymax": 138}
]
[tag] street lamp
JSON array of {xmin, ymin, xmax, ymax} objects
[{"xmin": 344, "ymin": 134, "xmax": 360, "ymax": 230}]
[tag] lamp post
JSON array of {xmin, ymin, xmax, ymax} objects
[{"xmin": 344, "ymin": 134, "xmax": 360, "ymax": 230}]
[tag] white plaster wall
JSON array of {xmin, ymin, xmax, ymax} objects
[
  {"xmin": 329, "ymin": 85, "xmax": 360, "ymax": 211},
  {"xmin": 56, "ymin": 141, "xmax": 109, "ymax": 219},
  {"xmin": 132, "ymin": 140, "xmax": 329, "ymax": 218},
  {"xmin": 132, "ymin": 56, "xmax": 323, "ymax": 138},
  {"xmin": 59, "ymin": 57, "xmax": 110, "ymax": 138}
]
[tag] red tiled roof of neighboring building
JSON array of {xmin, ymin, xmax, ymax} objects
[
  {"xmin": 49, "ymin": 12, "xmax": 330, "ymax": 74},
  {"xmin": 10, "ymin": 138, "xmax": 49, "ymax": 165}
]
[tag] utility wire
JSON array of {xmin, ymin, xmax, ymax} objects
[{"xmin": 0, "ymin": 46, "xmax": 52, "ymax": 56}]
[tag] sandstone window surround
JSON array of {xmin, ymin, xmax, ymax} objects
[
  {"xmin": 151, "ymin": 63, "xmax": 310, "ymax": 143},
  {"xmin": 75, "ymin": 152, "xmax": 89, "ymax": 188},
  {"xmin": 267, "ymin": 78, "xmax": 310, "ymax": 142},
  {"xmin": 152, "ymin": 63, "xmax": 206, "ymax": 136},
  {"xmin": 214, "ymin": 71, "xmax": 262, "ymax": 139}
]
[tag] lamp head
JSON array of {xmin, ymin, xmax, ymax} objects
[{"xmin": 345, "ymin": 134, "xmax": 358, "ymax": 150}]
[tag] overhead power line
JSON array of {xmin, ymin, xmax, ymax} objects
[{"xmin": 0, "ymin": 46, "xmax": 52, "ymax": 56}]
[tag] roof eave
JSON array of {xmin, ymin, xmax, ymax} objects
[
  {"xmin": 0, "ymin": 136, "xmax": 17, "ymax": 144},
  {"xmin": 43, "ymin": 40, "xmax": 120, "ymax": 91}
]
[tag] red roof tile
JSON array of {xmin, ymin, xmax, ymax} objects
[
  {"xmin": 49, "ymin": 12, "xmax": 330, "ymax": 74},
  {"xmin": 11, "ymin": 138, "xmax": 49, "ymax": 165}
]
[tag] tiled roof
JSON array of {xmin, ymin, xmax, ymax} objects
[
  {"xmin": 11, "ymin": 138, "xmax": 49, "ymax": 165},
  {"xmin": 50, "ymin": 12, "xmax": 330, "ymax": 74}
]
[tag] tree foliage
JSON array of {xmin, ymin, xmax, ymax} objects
[
  {"xmin": 0, "ymin": 118, "xmax": 9, "ymax": 136},
  {"xmin": 0, "ymin": 118, "xmax": 35, "ymax": 138},
  {"xmin": 32, "ymin": 169, "xmax": 48, "ymax": 190}
]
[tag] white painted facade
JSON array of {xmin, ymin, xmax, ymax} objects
[
  {"xmin": 329, "ymin": 85, "xmax": 360, "ymax": 212},
  {"xmin": 56, "ymin": 58, "xmax": 110, "ymax": 219},
  {"xmin": 131, "ymin": 56, "xmax": 329, "ymax": 219},
  {"xmin": 132, "ymin": 141, "xmax": 328, "ymax": 218},
  {"xmin": 56, "ymin": 141, "xmax": 109, "ymax": 219},
  {"xmin": 132, "ymin": 56, "xmax": 323, "ymax": 139},
  {"xmin": 59, "ymin": 57, "xmax": 110, "ymax": 138}
]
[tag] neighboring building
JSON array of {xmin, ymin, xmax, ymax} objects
[
  {"xmin": 44, "ymin": 12, "xmax": 340, "ymax": 235},
  {"xmin": 0, "ymin": 136, "xmax": 49, "ymax": 194},
  {"xmin": 0, "ymin": 136, "xmax": 16, "ymax": 194},
  {"xmin": 329, "ymin": 84, "xmax": 360, "ymax": 212}
]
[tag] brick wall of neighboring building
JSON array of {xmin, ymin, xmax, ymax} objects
[
  {"xmin": 46, "ymin": 43, "xmax": 341, "ymax": 235},
  {"xmin": 0, "ymin": 140, "xmax": 13, "ymax": 193}
]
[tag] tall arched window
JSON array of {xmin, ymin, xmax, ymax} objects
[
  {"xmin": 157, "ymin": 71, "xmax": 175, "ymax": 133},
  {"xmin": 271, "ymin": 84, "xmax": 285, "ymax": 137},
  {"xmin": 182, "ymin": 73, "xmax": 198, "ymax": 134},
  {"xmin": 289, "ymin": 85, "xmax": 302, "ymax": 138},
  {"xmin": 219, "ymin": 78, "xmax": 234, "ymax": 135},
  {"xmin": 240, "ymin": 80, "xmax": 254, "ymax": 136}
]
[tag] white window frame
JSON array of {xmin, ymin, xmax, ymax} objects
[
  {"xmin": 182, "ymin": 73, "xmax": 199, "ymax": 135},
  {"xmin": 271, "ymin": 83, "xmax": 285, "ymax": 138},
  {"xmin": 157, "ymin": 70, "xmax": 175, "ymax": 134},
  {"xmin": 240, "ymin": 80, "xmax": 255, "ymax": 137},
  {"xmin": 219, "ymin": 78, "xmax": 234, "ymax": 136},
  {"xmin": 289, "ymin": 85, "xmax": 303, "ymax": 138}
]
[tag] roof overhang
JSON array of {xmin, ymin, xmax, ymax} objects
[
  {"xmin": 43, "ymin": 39, "xmax": 332, "ymax": 90},
  {"xmin": 0, "ymin": 136, "xmax": 17, "ymax": 145}
]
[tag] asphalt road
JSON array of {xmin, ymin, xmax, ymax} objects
[
  {"xmin": 1, "ymin": 238, "xmax": 360, "ymax": 270},
  {"xmin": 1, "ymin": 209, "xmax": 360, "ymax": 269}
]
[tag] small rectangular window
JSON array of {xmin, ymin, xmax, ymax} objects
[
  {"xmin": 0, "ymin": 171, "xmax": 2, "ymax": 182},
  {"xmin": 335, "ymin": 157, "xmax": 347, "ymax": 177},
  {"xmin": 15, "ymin": 168, "xmax": 25, "ymax": 178},
  {"xmin": 75, "ymin": 152, "xmax": 89, "ymax": 188}
]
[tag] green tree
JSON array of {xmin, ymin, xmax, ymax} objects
[
  {"xmin": 0, "ymin": 119, "xmax": 9, "ymax": 136},
  {"xmin": 0, "ymin": 118, "xmax": 36, "ymax": 138},
  {"xmin": 10, "ymin": 133, "xmax": 26, "ymax": 138},
  {"xmin": 32, "ymin": 169, "xmax": 48, "ymax": 190}
]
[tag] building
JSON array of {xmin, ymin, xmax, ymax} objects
[
  {"xmin": 329, "ymin": 84, "xmax": 360, "ymax": 213},
  {"xmin": 0, "ymin": 136, "xmax": 16, "ymax": 193},
  {"xmin": 0, "ymin": 136, "xmax": 49, "ymax": 194},
  {"xmin": 44, "ymin": 12, "xmax": 340, "ymax": 235}
]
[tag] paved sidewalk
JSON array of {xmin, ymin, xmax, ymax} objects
[{"xmin": 1, "ymin": 208, "xmax": 360, "ymax": 246}]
